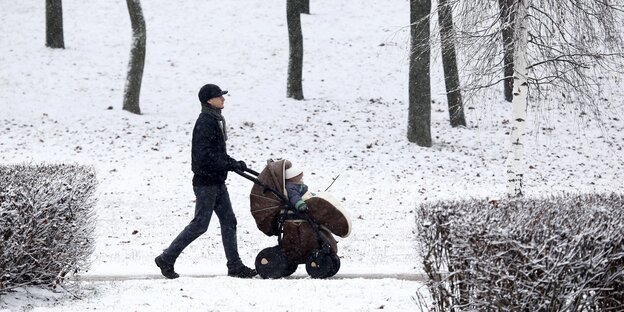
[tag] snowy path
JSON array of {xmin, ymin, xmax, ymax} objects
[{"xmin": 77, "ymin": 273, "xmax": 427, "ymax": 282}]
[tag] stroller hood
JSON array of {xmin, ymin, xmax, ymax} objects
[{"xmin": 250, "ymin": 159, "xmax": 288, "ymax": 236}]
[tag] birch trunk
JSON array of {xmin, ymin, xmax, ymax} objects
[
  {"xmin": 123, "ymin": 0, "xmax": 146, "ymax": 115},
  {"xmin": 507, "ymin": 0, "xmax": 529, "ymax": 197},
  {"xmin": 498, "ymin": 0, "xmax": 516, "ymax": 102}
]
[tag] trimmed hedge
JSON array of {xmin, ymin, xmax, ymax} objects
[
  {"xmin": 0, "ymin": 164, "xmax": 97, "ymax": 291},
  {"xmin": 416, "ymin": 193, "xmax": 624, "ymax": 311}
]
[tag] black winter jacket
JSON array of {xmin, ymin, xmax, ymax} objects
[{"xmin": 191, "ymin": 112, "xmax": 237, "ymax": 186}]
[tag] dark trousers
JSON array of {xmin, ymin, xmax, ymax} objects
[{"xmin": 160, "ymin": 184, "xmax": 243, "ymax": 271}]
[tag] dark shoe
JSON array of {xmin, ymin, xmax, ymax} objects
[
  {"xmin": 155, "ymin": 255, "xmax": 179, "ymax": 279},
  {"xmin": 228, "ymin": 265, "xmax": 258, "ymax": 278}
]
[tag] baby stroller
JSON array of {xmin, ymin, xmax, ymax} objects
[{"xmin": 236, "ymin": 159, "xmax": 351, "ymax": 279}]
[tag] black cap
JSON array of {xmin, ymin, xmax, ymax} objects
[{"xmin": 198, "ymin": 84, "xmax": 228, "ymax": 104}]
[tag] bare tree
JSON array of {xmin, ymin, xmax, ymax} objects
[
  {"xmin": 524, "ymin": 1, "xmax": 624, "ymax": 118},
  {"xmin": 45, "ymin": 0, "xmax": 64, "ymax": 49},
  {"xmin": 452, "ymin": 0, "xmax": 624, "ymax": 112},
  {"xmin": 301, "ymin": 0, "xmax": 310, "ymax": 14},
  {"xmin": 437, "ymin": 0, "xmax": 466, "ymax": 127},
  {"xmin": 287, "ymin": 0, "xmax": 304, "ymax": 100},
  {"xmin": 408, "ymin": 0, "xmax": 432, "ymax": 147},
  {"xmin": 446, "ymin": 0, "xmax": 624, "ymax": 196},
  {"xmin": 123, "ymin": 0, "xmax": 146, "ymax": 115}
]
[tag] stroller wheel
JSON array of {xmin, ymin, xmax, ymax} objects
[
  {"xmin": 327, "ymin": 253, "xmax": 341, "ymax": 277},
  {"xmin": 255, "ymin": 246, "xmax": 288, "ymax": 279},
  {"xmin": 305, "ymin": 251, "xmax": 338, "ymax": 279},
  {"xmin": 282, "ymin": 262, "xmax": 299, "ymax": 277}
]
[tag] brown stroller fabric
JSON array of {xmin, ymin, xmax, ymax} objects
[
  {"xmin": 249, "ymin": 159, "xmax": 340, "ymax": 263},
  {"xmin": 249, "ymin": 159, "xmax": 289, "ymax": 236},
  {"xmin": 281, "ymin": 221, "xmax": 337, "ymax": 264},
  {"xmin": 305, "ymin": 194, "xmax": 352, "ymax": 238}
]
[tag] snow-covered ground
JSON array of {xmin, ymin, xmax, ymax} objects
[{"xmin": 1, "ymin": 0, "xmax": 623, "ymax": 311}]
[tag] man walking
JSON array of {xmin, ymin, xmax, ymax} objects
[{"xmin": 155, "ymin": 84, "xmax": 257, "ymax": 279}]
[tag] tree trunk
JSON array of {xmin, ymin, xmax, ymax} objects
[
  {"xmin": 287, "ymin": 0, "xmax": 304, "ymax": 100},
  {"xmin": 507, "ymin": 0, "xmax": 528, "ymax": 197},
  {"xmin": 408, "ymin": 0, "xmax": 432, "ymax": 147},
  {"xmin": 123, "ymin": 0, "xmax": 146, "ymax": 115},
  {"xmin": 499, "ymin": 0, "xmax": 515, "ymax": 102},
  {"xmin": 437, "ymin": 0, "xmax": 466, "ymax": 127},
  {"xmin": 45, "ymin": 0, "xmax": 64, "ymax": 49},
  {"xmin": 301, "ymin": 0, "xmax": 310, "ymax": 14}
]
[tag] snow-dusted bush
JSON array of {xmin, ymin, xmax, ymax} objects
[
  {"xmin": 416, "ymin": 193, "xmax": 624, "ymax": 311},
  {"xmin": 0, "ymin": 164, "xmax": 97, "ymax": 291}
]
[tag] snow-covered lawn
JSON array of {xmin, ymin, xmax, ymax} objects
[{"xmin": 1, "ymin": 0, "xmax": 622, "ymax": 311}]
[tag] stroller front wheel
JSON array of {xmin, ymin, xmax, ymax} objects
[{"xmin": 305, "ymin": 251, "xmax": 340, "ymax": 279}]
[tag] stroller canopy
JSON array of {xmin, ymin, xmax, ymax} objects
[{"xmin": 249, "ymin": 159, "xmax": 288, "ymax": 236}]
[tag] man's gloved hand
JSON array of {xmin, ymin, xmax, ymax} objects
[{"xmin": 236, "ymin": 160, "xmax": 247, "ymax": 171}]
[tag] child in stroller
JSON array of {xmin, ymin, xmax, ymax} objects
[
  {"xmin": 284, "ymin": 160, "xmax": 310, "ymax": 212},
  {"xmin": 237, "ymin": 159, "xmax": 351, "ymax": 279}
]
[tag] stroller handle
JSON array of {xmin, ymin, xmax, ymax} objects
[
  {"xmin": 234, "ymin": 167, "xmax": 260, "ymax": 180},
  {"xmin": 243, "ymin": 167, "xmax": 260, "ymax": 176}
]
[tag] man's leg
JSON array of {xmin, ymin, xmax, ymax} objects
[
  {"xmin": 214, "ymin": 184, "xmax": 256, "ymax": 278},
  {"xmin": 159, "ymin": 185, "xmax": 218, "ymax": 265},
  {"xmin": 213, "ymin": 184, "xmax": 243, "ymax": 270}
]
